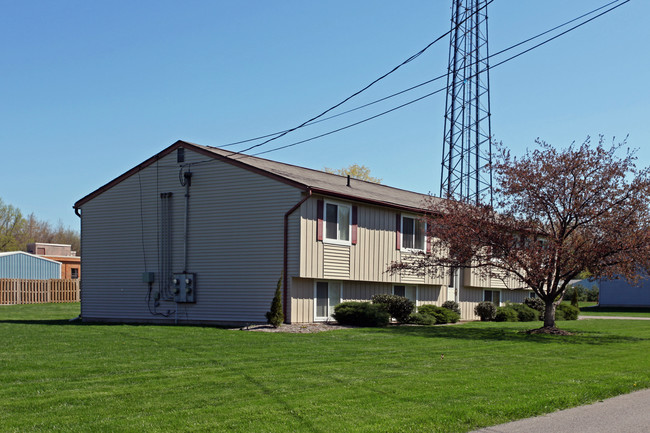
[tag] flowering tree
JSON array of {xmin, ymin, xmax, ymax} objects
[{"xmin": 391, "ymin": 137, "xmax": 650, "ymax": 331}]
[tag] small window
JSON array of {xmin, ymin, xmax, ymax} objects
[
  {"xmin": 71, "ymin": 268, "xmax": 79, "ymax": 279},
  {"xmin": 37, "ymin": 247, "xmax": 46, "ymax": 255},
  {"xmin": 324, "ymin": 202, "xmax": 351, "ymax": 244},
  {"xmin": 393, "ymin": 285, "xmax": 417, "ymax": 304},
  {"xmin": 402, "ymin": 216, "xmax": 425, "ymax": 250},
  {"xmin": 528, "ymin": 292, "xmax": 536, "ymax": 299},
  {"xmin": 315, "ymin": 281, "xmax": 341, "ymax": 320},
  {"xmin": 484, "ymin": 290, "xmax": 501, "ymax": 306}
]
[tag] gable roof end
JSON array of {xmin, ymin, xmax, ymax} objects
[{"xmin": 74, "ymin": 140, "xmax": 442, "ymax": 213}]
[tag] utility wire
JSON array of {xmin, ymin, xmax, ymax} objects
[
  {"xmin": 230, "ymin": 0, "xmax": 629, "ymax": 159},
  {"xmin": 228, "ymin": 0, "xmax": 494, "ymax": 155},
  {"xmin": 220, "ymin": 0, "xmax": 625, "ymax": 151}
]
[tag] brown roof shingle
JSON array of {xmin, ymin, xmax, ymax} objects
[{"xmin": 75, "ymin": 140, "xmax": 441, "ymax": 212}]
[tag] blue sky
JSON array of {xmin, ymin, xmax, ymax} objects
[{"xmin": 1, "ymin": 0, "xmax": 648, "ymax": 230}]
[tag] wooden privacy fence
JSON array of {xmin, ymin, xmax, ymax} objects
[{"xmin": 0, "ymin": 279, "xmax": 80, "ymax": 305}]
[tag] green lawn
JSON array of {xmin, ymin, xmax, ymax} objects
[
  {"xmin": 1, "ymin": 303, "xmax": 649, "ymax": 433},
  {"xmin": 579, "ymin": 305, "xmax": 650, "ymax": 318}
]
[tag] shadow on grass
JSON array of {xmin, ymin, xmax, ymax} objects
[
  {"xmin": 367, "ymin": 324, "xmax": 647, "ymax": 345},
  {"xmin": 581, "ymin": 306, "xmax": 650, "ymax": 314},
  {"xmin": 0, "ymin": 319, "xmax": 235, "ymax": 330},
  {"xmin": 1, "ymin": 318, "xmax": 646, "ymax": 346}
]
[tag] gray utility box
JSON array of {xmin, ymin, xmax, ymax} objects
[{"xmin": 172, "ymin": 272, "xmax": 196, "ymax": 303}]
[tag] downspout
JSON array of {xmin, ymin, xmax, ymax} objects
[
  {"xmin": 72, "ymin": 206, "xmax": 82, "ymax": 321},
  {"xmin": 283, "ymin": 189, "xmax": 312, "ymax": 323}
]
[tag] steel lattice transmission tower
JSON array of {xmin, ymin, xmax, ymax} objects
[{"xmin": 440, "ymin": 0, "xmax": 493, "ymax": 204}]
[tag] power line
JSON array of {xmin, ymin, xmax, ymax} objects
[
  {"xmin": 228, "ymin": 0, "xmax": 495, "ymax": 155},
  {"xmin": 221, "ymin": 0, "xmax": 626, "ymax": 152},
  {"xmin": 231, "ymin": 0, "xmax": 629, "ymax": 159}
]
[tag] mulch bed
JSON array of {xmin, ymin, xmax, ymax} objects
[
  {"xmin": 235, "ymin": 322, "xmax": 355, "ymax": 333},
  {"xmin": 525, "ymin": 326, "xmax": 574, "ymax": 335}
]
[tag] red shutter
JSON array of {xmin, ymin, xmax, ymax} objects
[
  {"xmin": 396, "ymin": 213, "xmax": 401, "ymax": 250},
  {"xmin": 426, "ymin": 234, "xmax": 431, "ymax": 254},
  {"xmin": 351, "ymin": 206, "xmax": 358, "ymax": 245},
  {"xmin": 317, "ymin": 199, "xmax": 324, "ymax": 241}
]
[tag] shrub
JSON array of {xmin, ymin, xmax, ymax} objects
[
  {"xmin": 371, "ymin": 294, "xmax": 415, "ymax": 323},
  {"xmin": 495, "ymin": 306, "xmax": 519, "ymax": 322},
  {"xmin": 419, "ymin": 305, "xmax": 461, "ymax": 324},
  {"xmin": 441, "ymin": 300, "xmax": 461, "ymax": 315},
  {"xmin": 586, "ymin": 286, "xmax": 599, "ymax": 302},
  {"xmin": 523, "ymin": 297, "xmax": 545, "ymax": 314},
  {"xmin": 407, "ymin": 312, "xmax": 436, "ymax": 325},
  {"xmin": 474, "ymin": 301, "xmax": 496, "ymax": 321},
  {"xmin": 555, "ymin": 308, "xmax": 566, "ymax": 321},
  {"xmin": 507, "ymin": 303, "xmax": 539, "ymax": 322},
  {"xmin": 333, "ymin": 302, "xmax": 390, "ymax": 327},
  {"xmin": 565, "ymin": 285, "xmax": 587, "ymax": 302},
  {"xmin": 570, "ymin": 289, "xmax": 580, "ymax": 309},
  {"xmin": 265, "ymin": 275, "xmax": 284, "ymax": 328},
  {"xmin": 557, "ymin": 303, "xmax": 579, "ymax": 320}
]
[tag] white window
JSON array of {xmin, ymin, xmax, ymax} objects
[
  {"xmin": 393, "ymin": 285, "xmax": 417, "ymax": 305},
  {"xmin": 325, "ymin": 201, "xmax": 351, "ymax": 244},
  {"xmin": 483, "ymin": 289, "xmax": 501, "ymax": 306},
  {"xmin": 528, "ymin": 291, "xmax": 536, "ymax": 299},
  {"xmin": 402, "ymin": 215, "xmax": 425, "ymax": 251},
  {"xmin": 315, "ymin": 281, "xmax": 342, "ymax": 320}
]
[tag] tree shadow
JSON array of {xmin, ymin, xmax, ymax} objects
[
  {"xmin": 369, "ymin": 324, "xmax": 647, "ymax": 345},
  {"xmin": 0, "ymin": 318, "xmax": 233, "ymax": 329}
]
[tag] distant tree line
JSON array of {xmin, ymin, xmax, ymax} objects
[{"xmin": 0, "ymin": 197, "xmax": 80, "ymax": 254}]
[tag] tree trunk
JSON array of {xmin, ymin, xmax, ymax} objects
[{"xmin": 543, "ymin": 301, "xmax": 556, "ymax": 328}]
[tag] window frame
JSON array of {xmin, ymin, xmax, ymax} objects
[
  {"xmin": 393, "ymin": 285, "xmax": 418, "ymax": 306},
  {"xmin": 483, "ymin": 289, "xmax": 502, "ymax": 306},
  {"xmin": 314, "ymin": 280, "xmax": 342, "ymax": 321},
  {"xmin": 323, "ymin": 200, "xmax": 352, "ymax": 246},
  {"xmin": 401, "ymin": 215, "xmax": 426, "ymax": 252}
]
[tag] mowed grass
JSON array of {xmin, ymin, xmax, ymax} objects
[
  {"xmin": 1, "ymin": 304, "xmax": 649, "ymax": 433},
  {"xmin": 580, "ymin": 305, "xmax": 650, "ymax": 317}
]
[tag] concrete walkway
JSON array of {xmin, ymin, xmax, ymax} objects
[{"xmin": 469, "ymin": 388, "xmax": 650, "ymax": 433}]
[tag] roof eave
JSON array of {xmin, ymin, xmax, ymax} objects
[{"xmin": 74, "ymin": 140, "xmax": 310, "ymax": 209}]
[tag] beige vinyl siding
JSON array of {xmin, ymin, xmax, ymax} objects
[
  {"xmin": 290, "ymin": 277, "xmax": 441, "ymax": 323},
  {"xmin": 80, "ymin": 147, "xmax": 304, "ymax": 324},
  {"xmin": 459, "ymin": 286, "xmax": 533, "ymax": 320},
  {"xmin": 342, "ymin": 281, "xmax": 392, "ymax": 301},
  {"xmin": 459, "ymin": 287, "xmax": 485, "ymax": 320},
  {"xmin": 418, "ymin": 286, "xmax": 443, "ymax": 306},
  {"xmin": 323, "ymin": 244, "xmax": 350, "ymax": 279},
  {"xmin": 299, "ymin": 197, "xmax": 446, "ymax": 286},
  {"xmin": 290, "ymin": 278, "xmax": 315, "ymax": 323},
  {"xmin": 463, "ymin": 266, "xmax": 523, "ymax": 289}
]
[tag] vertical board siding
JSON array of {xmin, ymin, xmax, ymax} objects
[
  {"xmin": 290, "ymin": 277, "xmax": 314, "ymax": 323},
  {"xmin": 459, "ymin": 286, "xmax": 531, "ymax": 320},
  {"xmin": 600, "ymin": 278, "xmax": 650, "ymax": 307},
  {"xmin": 342, "ymin": 281, "xmax": 392, "ymax": 302},
  {"xmin": 464, "ymin": 266, "xmax": 523, "ymax": 290},
  {"xmin": 459, "ymin": 286, "xmax": 485, "ymax": 320},
  {"xmin": 290, "ymin": 277, "xmax": 440, "ymax": 323},
  {"xmin": 417, "ymin": 286, "xmax": 443, "ymax": 306},
  {"xmin": 80, "ymin": 147, "xmax": 304, "ymax": 324},
  {"xmin": 300, "ymin": 199, "xmax": 445, "ymax": 286},
  {"xmin": 0, "ymin": 253, "xmax": 61, "ymax": 280}
]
